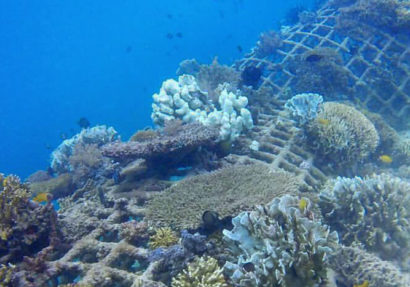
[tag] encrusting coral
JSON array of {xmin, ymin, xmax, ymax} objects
[
  {"xmin": 149, "ymin": 227, "xmax": 179, "ymax": 249},
  {"xmin": 319, "ymin": 174, "xmax": 410, "ymax": 265},
  {"xmin": 223, "ymin": 194, "xmax": 338, "ymax": 287},
  {"xmin": 171, "ymin": 256, "xmax": 228, "ymax": 287},
  {"xmin": 306, "ymin": 102, "xmax": 379, "ymax": 167},
  {"xmin": 145, "ymin": 164, "xmax": 304, "ymax": 230}
]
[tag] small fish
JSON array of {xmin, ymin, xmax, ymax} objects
[
  {"xmin": 126, "ymin": 45, "xmax": 133, "ymax": 53},
  {"xmin": 32, "ymin": 192, "xmax": 50, "ymax": 204},
  {"xmin": 317, "ymin": 118, "xmax": 330, "ymax": 125},
  {"xmin": 60, "ymin": 132, "xmax": 68, "ymax": 140},
  {"xmin": 77, "ymin": 117, "xmax": 90, "ymax": 129},
  {"xmin": 242, "ymin": 262, "xmax": 255, "ymax": 272},
  {"xmin": 379, "ymin": 155, "xmax": 393, "ymax": 164},
  {"xmin": 176, "ymin": 32, "xmax": 183, "ymax": 38},
  {"xmin": 166, "ymin": 33, "xmax": 174, "ymax": 39},
  {"xmin": 299, "ymin": 198, "xmax": 308, "ymax": 211},
  {"xmin": 166, "ymin": 13, "xmax": 173, "ymax": 19},
  {"xmin": 237, "ymin": 45, "xmax": 243, "ymax": 53},
  {"xmin": 354, "ymin": 280, "xmax": 369, "ymax": 287}
]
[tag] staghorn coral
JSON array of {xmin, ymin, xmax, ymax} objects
[
  {"xmin": 102, "ymin": 122, "xmax": 219, "ymax": 164},
  {"xmin": 319, "ymin": 174, "xmax": 410, "ymax": 265},
  {"xmin": 171, "ymin": 256, "xmax": 228, "ymax": 287},
  {"xmin": 145, "ymin": 164, "xmax": 303, "ymax": 230},
  {"xmin": 149, "ymin": 228, "xmax": 179, "ymax": 249},
  {"xmin": 330, "ymin": 246, "xmax": 407, "ymax": 287},
  {"xmin": 306, "ymin": 102, "xmax": 379, "ymax": 167},
  {"xmin": 223, "ymin": 194, "xmax": 338, "ymax": 287}
]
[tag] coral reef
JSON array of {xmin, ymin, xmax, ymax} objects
[
  {"xmin": 0, "ymin": 263, "xmax": 15, "ymax": 286},
  {"xmin": 28, "ymin": 173, "xmax": 73, "ymax": 199},
  {"xmin": 149, "ymin": 228, "xmax": 179, "ymax": 249},
  {"xmin": 284, "ymin": 93, "xmax": 323, "ymax": 125},
  {"xmin": 330, "ymin": 246, "xmax": 407, "ymax": 287},
  {"xmin": 171, "ymin": 256, "xmax": 228, "ymax": 287},
  {"xmin": 151, "ymin": 75, "xmax": 253, "ymax": 141},
  {"xmin": 145, "ymin": 164, "xmax": 303, "ymax": 230},
  {"xmin": 51, "ymin": 125, "xmax": 117, "ymax": 174},
  {"xmin": 287, "ymin": 48, "xmax": 352, "ymax": 99},
  {"xmin": 102, "ymin": 122, "xmax": 219, "ymax": 164},
  {"xmin": 254, "ymin": 31, "xmax": 283, "ymax": 58},
  {"xmin": 223, "ymin": 194, "xmax": 338, "ymax": 287},
  {"xmin": 0, "ymin": 174, "xmax": 60, "ymax": 265},
  {"xmin": 336, "ymin": 0, "xmax": 410, "ymax": 38},
  {"xmin": 306, "ymin": 102, "xmax": 379, "ymax": 167},
  {"xmin": 319, "ymin": 174, "xmax": 410, "ymax": 265}
]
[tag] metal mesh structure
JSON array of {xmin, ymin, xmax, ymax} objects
[{"xmin": 236, "ymin": 4, "xmax": 410, "ymax": 128}]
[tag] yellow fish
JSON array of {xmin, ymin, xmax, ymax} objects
[
  {"xmin": 379, "ymin": 155, "xmax": 393, "ymax": 164},
  {"xmin": 32, "ymin": 192, "xmax": 50, "ymax": 203},
  {"xmin": 317, "ymin": 118, "xmax": 330, "ymax": 125},
  {"xmin": 299, "ymin": 198, "xmax": 308, "ymax": 211},
  {"xmin": 354, "ymin": 280, "xmax": 369, "ymax": 287}
]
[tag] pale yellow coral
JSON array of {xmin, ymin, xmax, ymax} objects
[
  {"xmin": 149, "ymin": 227, "xmax": 178, "ymax": 249},
  {"xmin": 172, "ymin": 257, "xmax": 228, "ymax": 287}
]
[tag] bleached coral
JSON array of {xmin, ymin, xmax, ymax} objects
[
  {"xmin": 223, "ymin": 194, "xmax": 338, "ymax": 287},
  {"xmin": 319, "ymin": 174, "xmax": 410, "ymax": 265},
  {"xmin": 151, "ymin": 75, "xmax": 253, "ymax": 141},
  {"xmin": 284, "ymin": 93, "xmax": 323, "ymax": 125},
  {"xmin": 51, "ymin": 125, "xmax": 118, "ymax": 173},
  {"xmin": 172, "ymin": 256, "xmax": 228, "ymax": 287}
]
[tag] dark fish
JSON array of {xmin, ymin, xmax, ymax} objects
[
  {"xmin": 77, "ymin": 117, "xmax": 90, "ymax": 129},
  {"xmin": 166, "ymin": 33, "xmax": 174, "ymax": 39},
  {"xmin": 126, "ymin": 45, "xmax": 133, "ymax": 53},
  {"xmin": 241, "ymin": 65, "xmax": 263, "ymax": 88},
  {"xmin": 243, "ymin": 262, "xmax": 255, "ymax": 272},
  {"xmin": 305, "ymin": 54, "xmax": 322, "ymax": 62},
  {"xmin": 44, "ymin": 143, "xmax": 52, "ymax": 150},
  {"xmin": 167, "ymin": 13, "xmax": 173, "ymax": 19},
  {"xmin": 176, "ymin": 32, "xmax": 183, "ymax": 38},
  {"xmin": 202, "ymin": 211, "xmax": 219, "ymax": 228},
  {"xmin": 237, "ymin": 45, "xmax": 243, "ymax": 53}
]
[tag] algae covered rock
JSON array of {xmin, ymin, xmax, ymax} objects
[
  {"xmin": 319, "ymin": 174, "xmax": 410, "ymax": 265},
  {"xmin": 307, "ymin": 102, "xmax": 379, "ymax": 167},
  {"xmin": 223, "ymin": 194, "xmax": 338, "ymax": 287},
  {"xmin": 145, "ymin": 164, "xmax": 303, "ymax": 230}
]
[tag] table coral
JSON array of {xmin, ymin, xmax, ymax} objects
[
  {"xmin": 171, "ymin": 256, "xmax": 228, "ymax": 287},
  {"xmin": 145, "ymin": 164, "xmax": 303, "ymax": 230},
  {"xmin": 223, "ymin": 194, "xmax": 338, "ymax": 287},
  {"xmin": 319, "ymin": 174, "xmax": 410, "ymax": 266}
]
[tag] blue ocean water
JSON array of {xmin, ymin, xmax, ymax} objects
[{"xmin": 0, "ymin": 0, "xmax": 316, "ymax": 179}]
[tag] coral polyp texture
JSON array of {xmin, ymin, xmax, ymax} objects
[
  {"xmin": 171, "ymin": 256, "xmax": 228, "ymax": 287},
  {"xmin": 149, "ymin": 227, "xmax": 179, "ymax": 249},
  {"xmin": 145, "ymin": 164, "xmax": 303, "ymax": 230},
  {"xmin": 307, "ymin": 102, "xmax": 379, "ymax": 167},
  {"xmin": 319, "ymin": 174, "xmax": 410, "ymax": 266},
  {"xmin": 330, "ymin": 246, "xmax": 407, "ymax": 287},
  {"xmin": 223, "ymin": 194, "xmax": 338, "ymax": 287},
  {"xmin": 151, "ymin": 74, "xmax": 253, "ymax": 141}
]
